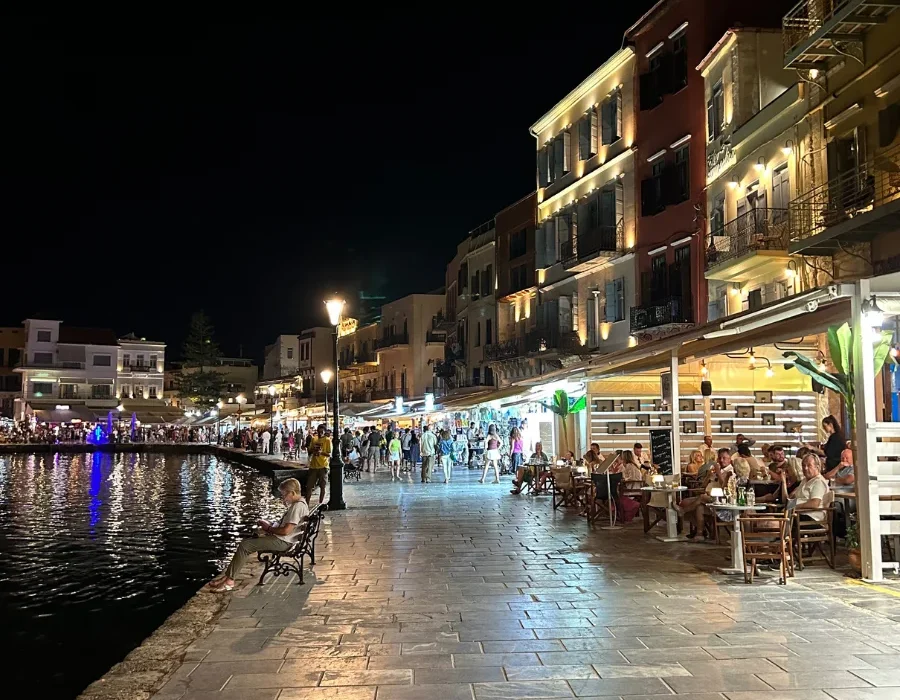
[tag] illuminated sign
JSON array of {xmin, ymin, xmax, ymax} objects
[
  {"xmin": 338, "ymin": 318, "xmax": 358, "ymax": 338},
  {"xmin": 424, "ymin": 393, "xmax": 434, "ymax": 412}
]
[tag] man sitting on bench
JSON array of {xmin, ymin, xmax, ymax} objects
[{"xmin": 207, "ymin": 477, "xmax": 309, "ymax": 591}]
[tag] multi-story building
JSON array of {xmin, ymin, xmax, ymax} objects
[
  {"xmin": 0, "ymin": 327, "xmax": 24, "ymax": 417},
  {"xmin": 783, "ymin": 0, "xmax": 900, "ymax": 278},
  {"xmin": 165, "ymin": 357, "xmax": 259, "ymax": 407},
  {"xmin": 337, "ymin": 319, "xmax": 380, "ymax": 402},
  {"xmin": 15, "ymin": 319, "xmax": 119, "ymax": 420},
  {"xmin": 263, "ymin": 335, "xmax": 300, "ymax": 381},
  {"xmin": 700, "ymin": 28, "xmax": 808, "ymax": 319},
  {"xmin": 625, "ymin": 0, "xmax": 791, "ymax": 339},
  {"xmin": 376, "ymin": 293, "xmax": 445, "ymax": 399},
  {"xmin": 531, "ymin": 47, "xmax": 638, "ymax": 356},
  {"xmin": 491, "ymin": 193, "xmax": 538, "ymax": 386},
  {"xmin": 116, "ymin": 333, "xmax": 165, "ymax": 401},
  {"xmin": 438, "ymin": 220, "xmax": 497, "ymax": 395}
]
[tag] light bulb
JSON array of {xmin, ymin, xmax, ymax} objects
[{"xmin": 766, "ymin": 368, "xmax": 774, "ymax": 378}]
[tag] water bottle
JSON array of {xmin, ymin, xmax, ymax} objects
[{"xmin": 747, "ymin": 488, "xmax": 755, "ymax": 506}]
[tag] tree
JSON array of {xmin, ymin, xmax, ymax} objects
[
  {"xmin": 174, "ymin": 311, "xmax": 226, "ymax": 407},
  {"xmin": 783, "ymin": 322, "xmax": 894, "ymax": 433},
  {"xmin": 541, "ymin": 389, "xmax": 587, "ymax": 456}
]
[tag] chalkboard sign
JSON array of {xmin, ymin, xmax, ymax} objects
[{"xmin": 649, "ymin": 427, "xmax": 674, "ymax": 476}]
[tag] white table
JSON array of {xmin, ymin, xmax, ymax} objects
[
  {"xmin": 641, "ymin": 486, "xmax": 688, "ymax": 542},
  {"xmin": 709, "ymin": 503, "xmax": 766, "ymax": 575}
]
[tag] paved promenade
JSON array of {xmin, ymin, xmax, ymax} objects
[{"xmin": 152, "ymin": 468, "xmax": 900, "ymax": 700}]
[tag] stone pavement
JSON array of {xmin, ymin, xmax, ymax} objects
[{"xmin": 153, "ymin": 468, "xmax": 900, "ymax": 700}]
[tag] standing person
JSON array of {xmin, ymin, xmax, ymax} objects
[
  {"xmin": 273, "ymin": 428, "xmax": 282, "ymax": 456},
  {"xmin": 261, "ymin": 428, "xmax": 271, "ymax": 455},
  {"xmin": 388, "ymin": 432, "xmax": 402, "ymax": 480},
  {"xmin": 481, "ymin": 425, "xmax": 501, "ymax": 484},
  {"xmin": 367, "ymin": 425, "xmax": 382, "ymax": 472},
  {"xmin": 808, "ymin": 415, "xmax": 846, "ymax": 476},
  {"xmin": 439, "ymin": 429, "xmax": 454, "ymax": 484},
  {"xmin": 307, "ymin": 424, "xmax": 331, "ymax": 506},
  {"xmin": 409, "ymin": 428, "xmax": 420, "ymax": 473},
  {"xmin": 287, "ymin": 431, "xmax": 295, "ymax": 458},
  {"xmin": 340, "ymin": 428, "xmax": 354, "ymax": 459},
  {"xmin": 419, "ymin": 424, "xmax": 437, "ymax": 484},
  {"xmin": 401, "ymin": 428, "xmax": 413, "ymax": 471},
  {"xmin": 509, "ymin": 427, "xmax": 524, "ymax": 474}
]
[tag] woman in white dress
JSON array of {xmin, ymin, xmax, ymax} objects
[{"xmin": 480, "ymin": 424, "xmax": 502, "ymax": 484}]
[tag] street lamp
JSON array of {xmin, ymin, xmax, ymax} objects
[
  {"xmin": 320, "ymin": 368, "xmax": 333, "ymax": 415},
  {"xmin": 325, "ymin": 297, "xmax": 346, "ymax": 510},
  {"xmin": 236, "ymin": 393, "xmax": 246, "ymax": 445},
  {"xmin": 268, "ymin": 385, "xmax": 276, "ymax": 433},
  {"xmin": 215, "ymin": 400, "xmax": 223, "ymax": 444}
]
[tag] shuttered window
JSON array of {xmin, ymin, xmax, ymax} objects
[
  {"xmin": 553, "ymin": 137, "xmax": 565, "ymax": 180},
  {"xmin": 571, "ymin": 293, "xmax": 579, "ymax": 332},
  {"xmin": 538, "ymin": 148, "xmax": 550, "ymax": 187},
  {"xmin": 579, "ymin": 110, "xmax": 599, "ymax": 161},
  {"xmin": 586, "ymin": 294, "xmax": 598, "ymax": 348},
  {"xmin": 707, "ymin": 81, "xmax": 724, "ymax": 141},
  {"xmin": 601, "ymin": 89, "xmax": 623, "ymax": 145},
  {"xmin": 604, "ymin": 278, "xmax": 625, "ymax": 322}
]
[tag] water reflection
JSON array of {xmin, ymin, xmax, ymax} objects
[{"xmin": 0, "ymin": 452, "xmax": 274, "ymax": 699}]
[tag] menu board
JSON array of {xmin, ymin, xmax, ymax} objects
[
  {"xmin": 649, "ymin": 428, "xmax": 674, "ymax": 475},
  {"xmin": 539, "ymin": 421, "xmax": 554, "ymax": 456}
]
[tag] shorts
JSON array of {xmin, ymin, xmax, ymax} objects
[
  {"xmin": 389, "ymin": 451, "xmax": 401, "ymax": 462},
  {"xmin": 402, "ymin": 449, "xmax": 411, "ymax": 461},
  {"xmin": 307, "ymin": 467, "xmax": 328, "ymax": 492},
  {"xmin": 486, "ymin": 448, "xmax": 501, "ymax": 461},
  {"xmin": 368, "ymin": 446, "xmax": 380, "ymax": 460}
]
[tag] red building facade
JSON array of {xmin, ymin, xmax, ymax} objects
[{"xmin": 626, "ymin": 0, "xmax": 791, "ymax": 335}]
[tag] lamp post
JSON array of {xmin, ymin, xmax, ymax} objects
[
  {"xmin": 325, "ymin": 298, "xmax": 346, "ymax": 510},
  {"xmin": 236, "ymin": 393, "xmax": 246, "ymax": 442},
  {"xmin": 320, "ymin": 368, "xmax": 333, "ymax": 416},
  {"xmin": 215, "ymin": 400, "xmax": 223, "ymax": 444},
  {"xmin": 268, "ymin": 385, "xmax": 276, "ymax": 433}
]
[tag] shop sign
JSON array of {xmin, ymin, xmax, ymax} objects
[
  {"xmin": 424, "ymin": 393, "xmax": 434, "ymax": 412},
  {"xmin": 706, "ymin": 142, "xmax": 735, "ymax": 182},
  {"xmin": 338, "ymin": 318, "xmax": 358, "ymax": 338}
]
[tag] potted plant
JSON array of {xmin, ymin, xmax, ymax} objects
[{"xmin": 846, "ymin": 518, "xmax": 861, "ymax": 573}]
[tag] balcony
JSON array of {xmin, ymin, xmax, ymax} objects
[
  {"xmin": 783, "ymin": 0, "xmax": 897, "ymax": 70},
  {"xmin": 121, "ymin": 364, "xmax": 159, "ymax": 373},
  {"xmin": 376, "ymin": 333, "xmax": 409, "ymax": 350},
  {"xmin": 705, "ymin": 208, "xmax": 790, "ymax": 282},
  {"xmin": 16, "ymin": 360, "xmax": 85, "ymax": 370},
  {"xmin": 484, "ymin": 339, "xmax": 525, "ymax": 362},
  {"xmin": 788, "ymin": 141, "xmax": 900, "ymax": 255},
  {"xmin": 425, "ymin": 331, "xmax": 445, "ymax": 344},
  {"xmin": 561, "ymin": 222, "xmax": 625, "ymax": 272},
  {"xmin": 630, "ymin": 297, "xmax": 693, "ymax": 333},
  {"xmin": 432, "ymin": 312, "xmax": 455, "ymax": 332},
  {"xmin": 525, "ymin": 329, "xmax": 587, "ymax": 356}
]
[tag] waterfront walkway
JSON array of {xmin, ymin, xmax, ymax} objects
[{"xmin": 151, "ymin": 469, "xmax": 900, "ymax": 700}]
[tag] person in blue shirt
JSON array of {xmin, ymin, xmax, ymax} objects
[{"xmin": 438, "ymin": 429, "xmax": 455, "ymax": 484}]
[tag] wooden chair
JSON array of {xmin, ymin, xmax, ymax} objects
[
  {"xmin": 793, "ymin": 490, "xmax": 836, "ymax": 569},
  {"xmin": 551, "ymin": 467, "xmax": 578, "ymax": 510},
  {"xmin": 739, "ymin": 512, "xmax": 793, "ymax": 584}
]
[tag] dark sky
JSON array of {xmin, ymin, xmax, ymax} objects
[{"xmin": 3, "ymin": 11, "xmax": 656, "ymax": 362}]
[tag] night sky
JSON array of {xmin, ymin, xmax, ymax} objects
[{"xmin": 4, "ymin": 11, "xmax": 656, "ymax": 361}]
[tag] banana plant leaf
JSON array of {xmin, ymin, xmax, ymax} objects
[
  {"xmin": 874, "ymin": 329, "xmax": 896, "ymax": 376},
  {"xmin": 782, "ymin": 351, "xmax": 846, "ymax": 395},
  {"xmin": 826, "ymin": 323, "xmax": 851, "ymax": 376}
]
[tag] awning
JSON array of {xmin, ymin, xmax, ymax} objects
[
  {"xmin": 438, "ymin": 386, "xmax": 529, "ymax": 411},
  {"xmin": 32, "ymin": 405, "xmax": 98, "ymax": 423}
]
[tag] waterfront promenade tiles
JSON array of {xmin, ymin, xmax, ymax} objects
[{"xmin": 133, "ymin": 469, "xmax": 900, "ymax": 700}]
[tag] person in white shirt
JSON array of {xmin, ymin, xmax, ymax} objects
[
  {"xmin": 419, "ymin": 424, "xmax": 438, "ymax": 484},
  {"xmin": 791, "ymin": 453, "xmax": 830, "ymax": 522},
  {"xmin": 261, "ymin": 429, "xmax": 271, "ymax": 455},
  {"xmin": 632, "ymin": 442, "xmax": 651, "ymax": 466}
]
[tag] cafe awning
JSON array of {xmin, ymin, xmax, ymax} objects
[
  {"xmin": 438, "ymin": 386, "xmax": 529, "ymax": 411},
  {"xmin": 32, "ymin": 405, "xmax": 98, "ymax": 423}
]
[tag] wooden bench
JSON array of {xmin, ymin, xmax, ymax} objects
[{"xmin": 256, "ymin": 504, "xmax": 325, "ymax": 585}]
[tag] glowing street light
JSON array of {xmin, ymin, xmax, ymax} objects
[{"xmin": 324, "ymin": 297, "xmax": 346, "ymax": 510}]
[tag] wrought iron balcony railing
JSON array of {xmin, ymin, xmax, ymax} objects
[
  {"xmin": 484, "ymin": 339, "xmax": 525, "ymax": 362},
  {"xmin": 788, "ymin": 141, "xmax": 900, "ymax": 249},
  {"xmin": 376, "ymin": 333, "xmax": 409, "ymax": 349},
  {"xmin": 705, "ymin": 207, "xmax": 789, "ymax": 271},
  {"xmin": 561, "ymin": 221, "xmax": 625, "ymax": 268},
  {"xmin": 630, "ymin": 297, "xmax": 692, "ymax": 332}
]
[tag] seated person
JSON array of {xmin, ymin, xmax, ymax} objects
[
  {"xmin": 683, "ymin": 450, "xmax": 705, "ymax": 476},
  {"xmin": 697, "ymin": 449, "xmax": 717, "ymax": 479},
  {"xmin": 824, "ymin": 447, "xmax": 855, "ymax": 487},
  {"xmin": 736, "ymin": 443, "xmax": 762, "ymax": 478},
  {"xmin": 583, "ymin": 442, "xmax": 604, "ymax": 471},
  {"xmin": 757, "ymin": 456, "xmax": 802, "ymax": 505},
  {"xmin": 561, "ymin": 450, "xmax": 577, "ymax": 467},
  {"xmin": 732, "ymin": 456, "xmax": 751, "ymax": 485},
  {"xmin": 767, "ymin": 445, "xmax": 788, "ymax": 481},
  {"xmin": 510, "ymin": 441, "xmax": 551, "ymax": 494},
  {"xmin": 614, "ymin": 451, "xmax": 644, "ymax": 483},
  {"xmin": 677, "ymin": 448, "xmax": 733, "ymax": 538},
  {"xmin": 601, "ymin": 454, "xmax": 641, "ymax": 523},
  {"xmin": 792, "ymin": 453, "xmax": 830, "ymax": 521},
  {"xmin": 208, "ymin": 478, "xmax": 309, "ymax": 591}
]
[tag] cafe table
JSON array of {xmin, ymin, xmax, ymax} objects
[
  {"xmin": 708, "ymin": 503, "xmax": 766, "ymax": 575},
  {"xmin": 641, "ymin": 485, "xmax": 687, "ymax": 542}
]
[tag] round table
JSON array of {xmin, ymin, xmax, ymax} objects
[
  {"xmin": 641, "ymin": 486, "xmax": 688, "ymax": 542},
  {"xmin": 708, "ymin": 503, "xmax": 766, "ymax": 575}
]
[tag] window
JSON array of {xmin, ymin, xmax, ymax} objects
[
  {"xmin": 510, "ymin": 228, "xmax": 527, "ymax": 259},
  {"xmin": 772, "ymin": 164, "xmax": 790, "ymax": 223},
  {"xmin": 36, "ymin": 330, "xmax": 51, "ymax": 342},
  {"xmin": 134, "ymin": 385, "xmax": 144, "ymax": 399},
  {"xmin": 60, "ymin": 384, "xmax": 78, "ymax": 399},
  {"xmin": 471, "ymin": 271, "xmax": 480, "ymax": 299},
  {"xmin": 32, "ymin": 381, "xmax": 53, "ymax": 397},
  {"xmin": 485, "ymin": 319, "xmax": 493, "ymax": 345},
  {"xmin": 93, "ymin": 354, "xmax": 112, "ymax": 367},
  {"xmin": 484, "ymin": 367, "xmax": 494, "ymax": 386},
  {"xmin": 510, "ymin": 264, "xmax": 528, "ymax": 293},
  {"xmin": 474, "ymin": 321, "xmax": 481, "ymax": 347},
  {"xmin": 587, "ymin": 291, "xmax": 599, "ymax": 347},
  {"xmin": 538, "ymin": 147, "xmax": 550, "ymax": 187},
  {"xmin": 640, "ymin": 51, "xmax": 669, "ymax": 111},
  {"xmin": 287, "ymin": 347, "xmax": 294, "ymax": 359},
  {"xmin": 149, "ymin": 355, "xmax": 157, "ymax": 370},
  {"xmin": 650, "ymin": 254, "xmax": 668, "ymax": 303},
  {"xmin": 710, "ymin": 193, "xmax": 725, "ymax": 234},
  {"xmin": 33, "ymin": 352, "xmax": 53, "ymax": 365},
  {"xmin": 123, "ymin": 353, "xmax": 130, "ymax": 368},
  {"xmin": 604, "ymin": 278, "xmax": 626, "ymax": 322},
  {"xmin": 673, "ymin": 145, "xmax": 690, "ymax": 204},
  {"xmin": 672, "ymin": 31, "xmax": 688, "ymax": 92},
  {"xmin": 601, "ymin": 89, "xmax": 623, "ymax": 145},
  {"xmin": 8, "ymin": 348, "xmax": 20, "ymax": 367},
  {"xmin": 544, "ymin": 131, "xmax": 572, "ymax": 185},
  {"xmin": 473, "ymin": 367, "xmax": 481, "ymax": 385},
  {"xmin": 0, "ymin": 349, "xmax": 3, "ymax": 365},
  {"xmin": 578, "ymin": 108, "xmax": 599, "ymax": 160},
  {"xmin": 481, "ymin": 265, "xmax": 492, "ymax": 296},
  {"xmin": 91, "ymin": 384, "xmax": 112, "ymax": 399},
  {"xmin": 707, "ymin": 81, "xmax": 725, "ymax": 141},
  {"xmin": 642, "ymin": 160, "xmax": 666, "ymax": 216}
]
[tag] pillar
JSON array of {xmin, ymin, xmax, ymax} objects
[{"xmin": 671, "ymin": 350, "xmax": 682, "ymax": 476}]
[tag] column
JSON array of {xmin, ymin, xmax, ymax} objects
[
  {"xmin": 852, "ymin": 278, "xmax": 882, "ymax": 581},
  {"xmin": 671, "ymin": 350, "xmax": 681, "ymax": 476}
]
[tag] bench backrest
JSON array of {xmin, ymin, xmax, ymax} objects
[{"xmin": 289, "ymin": 504, "xmax": 325, "ymax": 555}]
